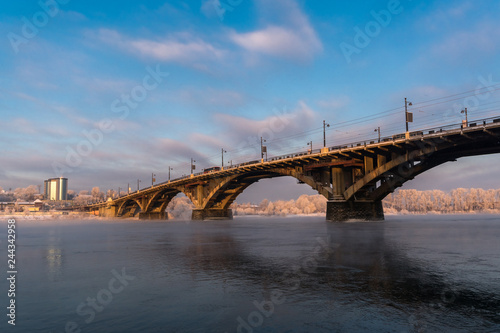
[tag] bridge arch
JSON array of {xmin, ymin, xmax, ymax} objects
[
  {"xmin": 117, "ymin": 198, "xmax": 144, "ymax": 217},
  {"xmin": 140, "ymin": 188, "xmax": 182, "ymax": 219},
  {"xmin": 196, "ymin": 167, "xmax": 332, "ymax": 212},
  {"xmin": 143, "ymin": 188, "xmax": 181, "ymax": 212}
]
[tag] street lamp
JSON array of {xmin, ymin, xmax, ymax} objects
[
  {"xmin": 307, "ymin": 141, "xmax": 313, "ymax": 154},
  {"xmin": 221, "ymin": 148, "xmax": 227, "ymax": 168},
  {"xmin": 405, "ymin": 97, "xmax": 413, "ymax": 133},
  {"xmin": 323, "ymin": 120, "xmax": 330, "ymax": 147},
  {"xmin": 461, "ymin": 107, "xmax": 468, "ymax": 127},
  {"xmin": 191, "ymin": 158, "xmax": 196, "ymax": 175},
  {"xmin": 137, "ymin": 179, "xmax": 141, "ymax": 191},
  {"xmin": 260, "ymin": 137, "xmax": 267, "ymax": 161},
  {"xmin": 151, "ymin": 173, "xmax": 156, "ymax": 186},
  {"xmin": 168, "ymin": 166, "xmax": 173, "ymax": 182},
  {"xmin": 374, "ymin": 127, "xmax": 381, "ymax": 143},
  {"xmin": 127, "ymin": 183, "xmax": 130, "ymax": 194}
]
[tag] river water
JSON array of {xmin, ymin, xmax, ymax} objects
[{"xmin": 1, "ymin": 214, "xmax": 500, "ymax": 333}]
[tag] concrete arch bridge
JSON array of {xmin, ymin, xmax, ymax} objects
[{"xmin": 84, "ymin": 117, "xmax": 500, "ymax": 221}]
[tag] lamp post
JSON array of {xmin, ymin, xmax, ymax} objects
[
  {"xmin": 405, "ymin": 97, "xmax": 413, "ymax": 133},
  {"xmin": 221, "ymin": 148, "xmax": 227, "ymax": 168},
  {"xmin": 323, "ymin": 120, "xmax": 330, "ymax": 147},
  {"xmin": 151, "ymin": 173, "xmax": 156, "ymax": 186},
  {"xmin": 191, "ymin": 158, "xmax": 196, "ymax": 175},
  {"xmin": 374, "ymin": 127, "xmax": 381, "ymax": 143},
  {"xmin": 118, "ymin": 187, "xmax": 121, "ymax": 198},
  {"xmin": 461, "ymin": 107, "xmax": 468, "ymax": 127},
  {"xmin": 137, "ymin": 179, "xmax": 141, "ymax": 191},
  {"xmin": 307, "ymin": 141, "xmax": 313, "ymax": 154},
  {"xmin": 260, "ymin": 137, "xmax": 267, "ymax": 161},
  {"xmin": 127, "ymin": 183, "xmax": 130, "ymax": 194},
  {"xmin": 168, "ymin": 166, "xmax": 173, "ymax": 182}
]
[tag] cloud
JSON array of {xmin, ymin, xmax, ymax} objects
[
  {"xmin": 420, "ymin": 1, "xmax": 473, "ymax": 31},
  {"xmin": 229, "ymin": 0, "xmax": 322, "ymax": 62},
  {"xmin": 59, "ymin": 10, "xmax": 87, "ymax": 22},
  {"xmin": 7, "ymin": 117, "xmax": 70, "ymax": 137},
  {"xmin": 215, "ymin": 101, "xmax": 314, "ymax": 137},
  {"xmin": 96, "ymin": 29, "xmax": 225, "ymax": 65},
  {"xmin": 189, "ymin": 133, "xmax": 225, "ymax": 151},
  {"xmin": 431, "ymin": 21, "xmax": 500, "ymax": 59},
  {"xmin": 212, "ymin": 101, "xmax": 316, "ymax": 160},
  {"xmin": 200, "ymin": 0, "xmax": 220, "ymax": 20},
  {"xmin": 9, "ymin": 118, "xmax": 38, "ymax": 135},
  {"xmin": 52, "ymin": 105, "xmax": 93, "ymax": 126},
  {"xmin": 153, "ymin": 138, "xmax": 212, "ymax": 168},
  {"xmin": 73, "ymin": 76, "xmax": 134, "ymax": 96}
]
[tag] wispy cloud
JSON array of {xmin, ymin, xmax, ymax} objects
[
  {"xmin": 213, "ymin": 101, "xmax": 316, "ymax": 160},
  {"xmin": 430, "ymin": 21, "xmax": 500, "ymax": 59},
  {"xmin": 96, "ymin": 29, "xmax": 226, "ymax": 65},
  {"xmin": 58, "ymin": 10, "xmax": 87, "ymax": 22},
  {"xmin": 189, "ymin": 133, "xmax": 225, "ymax": 151},
  {"xmin": 229, "ymin": 0, "xmax": 322, "ymax": 62},
  {"xmin": 215, "ymin": 101, "xmax": 314, "ymax": 137},
  {"xmin": 420, "ymin": 1, "xmax": 473, "ymax": 31}
]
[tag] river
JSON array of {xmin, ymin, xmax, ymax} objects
[{"xmin": 1, "ymin": 214, "xmax": 499, "ymax": 332}]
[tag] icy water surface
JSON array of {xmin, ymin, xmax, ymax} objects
[{"xmin": 1, "ymin": 214, "xmax": 499, "ymax": 332}]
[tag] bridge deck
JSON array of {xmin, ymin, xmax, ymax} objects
[{"xmin": 84, "ymin": 116, "xmax": 500, "ymax": 210}]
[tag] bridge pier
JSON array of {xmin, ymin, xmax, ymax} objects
[
  {"xmin": 326, "ymin": 200, "xmax": 384, "ymax": 222},
  {"xmin": 192, "ymin": 208, "xmax": 233, "ymax": 221},
  {"xmin": 138, "ymin": 211, "xmax": 166, "ymax": 220},
  {"xmin": 98, "ymin": 203, "xmax": 118, "ymax": 218}
]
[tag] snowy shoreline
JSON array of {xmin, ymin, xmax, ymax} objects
[{"xmin": 1, "ymin": 210, "xmax": 499, "ymax": 221}]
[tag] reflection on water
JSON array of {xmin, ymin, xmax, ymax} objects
[
  {"xmin": 3, "ymin": 215, "xmax": 500, "ymax": 332},
  {"xmin": 46, "ymin": 230, "xmax": 63, "ymax": 281}
]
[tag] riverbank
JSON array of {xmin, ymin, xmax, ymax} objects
[
  {"xmin": 2, "ymin": 210, "xmax": 499, "ymax": 221},
  {"xmin": 0, "ymin": 211, "xmax": 98, "ymax": 220}
]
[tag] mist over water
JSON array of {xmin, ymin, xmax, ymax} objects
[{"xmin": 1, "ymin": 215, "xmax": 500, "ymax": 332}]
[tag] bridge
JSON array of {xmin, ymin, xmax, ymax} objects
[{"xmin": 83, "ymin": 116, "xmax": 500, "ymax": 221}]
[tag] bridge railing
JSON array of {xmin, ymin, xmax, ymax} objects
[
  {"xmin": 101, "ymin": 115, "xmax": 500, "ymax": 199},
  {"xmin": 263, "ymin": 115, "xmax": 500, "ymax": 162}
]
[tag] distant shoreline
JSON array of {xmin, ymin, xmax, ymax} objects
[{"xmin": 1, "ymin": 210, "xmax": 499, "ymax": 221}]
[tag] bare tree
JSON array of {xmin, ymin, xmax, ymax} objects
[
  {"xmin": 67, "ymin": 190, "xmax": 76, "ymax": 200},
  {"xmin": 106, "ymin": 189, "xmax": 116, "ymax": 199},
  {"xmin": 13, "ymin": 185, "xmax": 38, "ymax": 201},
  {"xmin": 91, "ymin": 187, "xmax": 104, "ymax": 201}
]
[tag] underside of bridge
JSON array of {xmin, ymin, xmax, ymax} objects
[{"xmin": 86, "ymin": 120, "xmax": 500, "ymax": 221}]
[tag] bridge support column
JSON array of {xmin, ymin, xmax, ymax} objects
[
  {"xmin": 192, "ymin": 208, "xmax": 233, "ymax": 220},
  {"xmin": 99, "ymin": 205, "xmax": 118, "ymax": 218},
  {"xmin": 138, "ymin": 211, "xmax": 166, "ymax": 220},
  {"xmin": 331, "ymin": 167, "xmax": 345, "ymax": 199},
  {"xmin": 326, "ymin": 200, "xmax": 384, "ymax": 222}
]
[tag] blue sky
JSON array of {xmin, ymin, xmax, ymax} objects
[{"xmin": 1, "ymin": 0, "xmax": 500, "ymax": 201}]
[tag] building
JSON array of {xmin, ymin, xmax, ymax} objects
[
  {"xmin": 0, "ymin": 199, "xmax": 47, "ymax": 212},
  {"xmin": 44, "ymin": 177, "xmax": 68, "ymax": 201}
]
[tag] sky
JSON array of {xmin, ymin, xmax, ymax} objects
[{"xmin": 1, "ymin": 0, "xmax": 500, "ymax": 202}]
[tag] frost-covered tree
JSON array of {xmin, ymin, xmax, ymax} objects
[
  {"xmin": 13, "ymin": 185, "xmax": 38, "ymax": 201},
  {"xmin": 91, "ymin": 187, "xmax": 104, "ymax": 201}
]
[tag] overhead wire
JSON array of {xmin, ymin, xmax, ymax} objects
[{"xmin": 171, "ymin": 83, "xmax": 500, "ymax": 172}]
